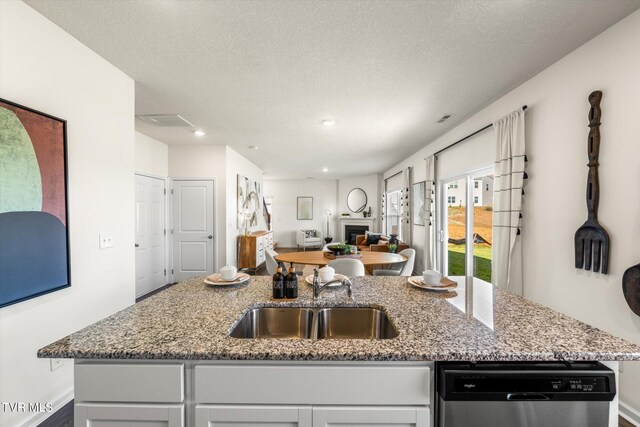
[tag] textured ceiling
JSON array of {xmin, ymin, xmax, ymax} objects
[{"xmin": 25, "ymin": 0, "xmax": 640, "ymax": 179}]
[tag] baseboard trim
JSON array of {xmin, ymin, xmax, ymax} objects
[
  {"xmin": 20, "ymin": 387, "xmax": 73, "ymax": 427},
  {"xmin": 621, "ymin": 401, "xmax": 640, "ymax": 426}
]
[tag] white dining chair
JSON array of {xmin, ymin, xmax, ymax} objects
[
  {"xmin": 373, "ymin": 248, "xmax": 416, "ymax": 277},
  {"xmin": 328, "ymin": 259, "xmax": 365, "ymax": 277},
  {"xmin": 265, "ymin": 249, "xmax": 279, "ymax": 276}
]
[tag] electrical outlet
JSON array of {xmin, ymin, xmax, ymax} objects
[
  {"xmin": 99, "ymin": 233, "xmax": 114, "ymax": 249},
  {"xmin": 50, "ymin": 358, "xmax": 64, "ymax": 372}
]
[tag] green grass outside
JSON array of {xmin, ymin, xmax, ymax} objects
[{"xmin": 447, "ymin": 244, "xmax": 492, "ymax": 282}]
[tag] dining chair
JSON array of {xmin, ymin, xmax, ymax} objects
[
  {"xmin": 266, "ymin": 249, "xmax": 303, "ymax": 276},
  {"xmin": 328, "ymin": 259, "xmax": 365, "ymax": 277},
  {"xmin": 373, "ymin": 248, "xmax": 416, "ymax": 277}
]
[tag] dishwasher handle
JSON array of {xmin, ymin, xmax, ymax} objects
[{"xmin": 507, "ymin": 393, "xmax": 551, "ymax": 401}]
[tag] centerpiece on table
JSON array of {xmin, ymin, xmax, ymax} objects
[{"xmin": 324, "ymin": 243, "xmax": 362, "ymax": 259}]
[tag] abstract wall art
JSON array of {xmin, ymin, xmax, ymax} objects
[{"xmin": 0, "ymin": 98, "xmax": 70, "ymax": 308}]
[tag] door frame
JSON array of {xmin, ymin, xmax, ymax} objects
[
  {"xmin": 134, "ymin": 171, "xmax": 170, "ymax": 295},
  {"xmin": 168, "ymin": 177, "xmax": 218, "ymax": 283},
  {"xmin": 438, "ymin": 165, "xmax": 493, "ymax": 278}
]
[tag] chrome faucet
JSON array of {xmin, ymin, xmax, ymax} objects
[{"xmin": 313, "ymin": 268, "xmax": 353, "ymax": 300}]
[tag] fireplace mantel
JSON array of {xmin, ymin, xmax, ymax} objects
[{"xmin": 337, "ymin": 217, "xmax": 377, "ymax": 242}]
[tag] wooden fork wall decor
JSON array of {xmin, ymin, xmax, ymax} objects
[{"xmin": 574, "ymin": 90, "xmax": 610, "ymax": 274}]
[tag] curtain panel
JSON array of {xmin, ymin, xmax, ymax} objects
[
  {"xmin": 400, "ymin": 167, "xmax": 411, "ymax": 245},
  {"xmin": 492, "ymin": 107, "xmax": 526, "ymax": 295},
  {"xmin": 424, "ymin": 156, "xmax": 436, "ymax": 270}
]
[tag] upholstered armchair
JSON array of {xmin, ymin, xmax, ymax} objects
[{"xmin": 296, "ymin": 229, "xmax": 323, "ymax": 251}]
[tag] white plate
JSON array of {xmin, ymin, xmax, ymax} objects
[
  {"xmin": 204, "ymin": 272, "xmax": 250, "ymax": 286},
  {"xmin": 407, "ymin": 276, "xmax": 457, "ymax": 292},
  {"xmin": 305, "ymin": 273, "xmax": 348, "ymax": 287}
]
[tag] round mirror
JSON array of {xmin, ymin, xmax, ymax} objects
[{"xmin": 347, "ymin": 188, "xmax": 368, "ymax": 213}]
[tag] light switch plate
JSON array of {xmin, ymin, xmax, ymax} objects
[{"xmin": 99, "ymin": 233, "xmax": 114, "ymax": 249}]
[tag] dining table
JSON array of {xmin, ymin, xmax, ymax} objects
[{"xmin": 274, "ymin": 250, "xmax": 407, "ymax": 269}]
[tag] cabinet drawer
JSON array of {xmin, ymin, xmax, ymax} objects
[
  {"xmin": 76, "ymin": 363, "xmax": 184, "ymax": 403},
  {"xmin": 75, "ymin": 403, "xmax": 184, "ymax": 427},
  {"xmin": 195, "ymin": 364, "xmax": 430, "ymax": 405}
]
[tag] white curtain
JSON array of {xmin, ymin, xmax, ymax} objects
[
  {"xmin": 424, "ymin": 156, "xmax": 436, "ymax": 270},
  {"xmin": 400, "ymin": 167, "xmax": 411, "ymax": 245},
  {"xmin": 492, "ymin": 108, "xmax": 526, "ymax": 295}
]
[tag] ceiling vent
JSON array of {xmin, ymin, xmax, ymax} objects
[
  {"xmin": 437, "ymin": 114, "xmax": 452, "ymax": 123},
  {"xmin": 136, "ymin": 114, "xmax": 195, "ymax": 127}
]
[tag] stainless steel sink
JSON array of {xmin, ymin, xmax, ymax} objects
[
  {"xmin": 229, "ymin": 307, "xmax": 314, "ymax": 339},
  {"xmin": 316, "ymin": 307, "xmax": 399, "ymax": 339},
  {"xmin": 230, "ymin": 307, "xmax": 398, "ymax": 339}
]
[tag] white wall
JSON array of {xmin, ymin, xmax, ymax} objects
[
  {"xmin": 0, "ymin": 2, "xmax": 135, "ymax": 426},
  {"xmin": 384, "ymin": 10, "xmax": 640, "ymax": 411},
  {"xmin": 168, "ymin": 144, "xmax": 227, "ymax": 271},
  {"xmin": 263, "ymin": 179, "xmax": 338, "ymax": 247},
  {"xmin": 225, "ymin": 146, "xmax": 265, "ymax": 266},
  {"xmin": 135, "ymin": 131, "xmax": 168, "ymax": 177},
  {"xmin": 338, "ymin": 174, "xmax": 380, "ymax": 218}
]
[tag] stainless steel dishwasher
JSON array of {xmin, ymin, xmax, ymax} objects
[{"xmin": 436, "ymin": 361, "xmax": 616, "ymax": 427}]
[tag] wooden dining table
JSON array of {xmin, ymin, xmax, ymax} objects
[{"xmin": 275, "ymin": 250, "xmax": 406, "ymax": 268}]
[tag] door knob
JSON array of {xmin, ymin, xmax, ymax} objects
[
  {"xmin": 135, "ymin": 243, "xmax": 139, "ymax": 247},
  {"xmin": 208, "ymin": 235, "xmax": 213, "ymax": 239}
]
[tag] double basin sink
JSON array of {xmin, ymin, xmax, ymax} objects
[{"xmin": 230, "ymin": 307, "xmax": 398, "ymax": 340}]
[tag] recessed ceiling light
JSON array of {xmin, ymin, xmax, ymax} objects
[
  {"xmin": 322, "ymin": 167, "xmax": 329, "ymax": 172},
  {"xmin": 193, "ymin": 130, "xmax": 205, "ymax": 137},
  {"xmin": 321, "ymin": 119, "xmax": 335, "ymax": 127},
  {"xmin": 248, "ymin": 145, "xmax": 259, "ymax": 150}
]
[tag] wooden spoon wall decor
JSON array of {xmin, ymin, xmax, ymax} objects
[{"xmin": 574, "ymin": 90, "xmax": 610, "ymax": 274}]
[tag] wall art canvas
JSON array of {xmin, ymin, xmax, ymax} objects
[
  {"xmin": 297, "ymin": 197, "xmax": 313, "ymax": 220},
  {"xmin": 412, "ymin": 181, "xmax": 426, "ymax": 226},
  {"xmin": 237, "ymin": 174, "xmax": 261, "ymax": 230},
  {"xmin": 0, "ymin": 98, "xmax": 70, "ymax": 308}
]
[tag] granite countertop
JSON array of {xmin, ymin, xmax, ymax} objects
[{"xmin": 38, "ymin": 276, "xmax": 640, "ymax": 361}]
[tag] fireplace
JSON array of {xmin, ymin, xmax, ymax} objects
[{"xmin": 344, "ymin": 225, "xmax": 369, "ymax": 245}]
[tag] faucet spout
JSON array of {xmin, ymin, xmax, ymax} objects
[{"xmin": 313, "ymin": 274, "xmax": 354, "ymax": 300}]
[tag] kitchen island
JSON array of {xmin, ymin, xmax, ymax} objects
[{"xmin": 38, "ymin": 276, "xmax": 640, "ymax": 426}]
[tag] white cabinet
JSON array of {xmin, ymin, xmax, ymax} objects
[
  {"xmin": 313, "ymin": 406, "xmax": 429, "ymax": 427},
  {"xmin": 75, "ymin": 403, "xmax": 184, "ymax": 427},
  {"xmin": 196, "ymin": 405, "xmax": 312, "ymax": 427}
]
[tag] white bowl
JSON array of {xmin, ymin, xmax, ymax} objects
[
  {"xmin": 319, "ymin": 266, "xmax": 335, "ymax": 282},
  {"xmin": 423, "ymin": 270, "xmax": 442, "ymax": 286}
]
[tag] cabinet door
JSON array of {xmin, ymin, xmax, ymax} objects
[
  {"xmin": 313, "ymin": 406, "xmax": 429, "ymax": 427},
  {"xmin": 196, "ymin": 405, "xmax": 312, "ymax": 427},
  {"xmin": 75, "ymin": 403, "xmax": 184, "ymax": 427}
]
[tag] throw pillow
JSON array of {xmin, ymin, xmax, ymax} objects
[
  {"xmin": 365, "ymin": 232, "xmax": 381, "ymax": 246},
  {"xmin": 303, "ymin": 229, "xmax": 317, "ymax": 238}
]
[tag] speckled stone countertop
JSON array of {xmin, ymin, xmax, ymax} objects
[{"xmin": 38, "ymin": 276, "xmax": 640, "ymax": 361}]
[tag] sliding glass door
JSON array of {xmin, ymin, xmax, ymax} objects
[{"xmin": 440, "ymin": 167, "xmax": 494, "ymax": 282}]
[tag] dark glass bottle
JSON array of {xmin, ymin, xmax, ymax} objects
[
  {"xmin": 285, "ymin": 267, "xmax": 298, "ymax": 299},
  {"xmin": 272, "ymin": 267, "xmax": 285, "ymax": 299}
]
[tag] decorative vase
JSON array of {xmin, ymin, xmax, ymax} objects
[
  {"xmin": 388, "ymin": 234, "xmax": 399, "ymax": 245},
  {"xmin": 387, "ymin": 243, "xmax": 398, "ymax": 254},
  {"xmin": 324, "ymin": 237, "xmax": 333, "ymax": 244},
  {"xmin": 362, "ymin": 212, "xmax": 367, "ymax": 218}
]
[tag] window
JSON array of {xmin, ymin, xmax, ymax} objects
[
  {"xmin": 441, "ymin": 167, "xmax": 494, "ymax": 283},
  {"xmin": 385, "ymin": 190, "xmax": 402, "ymax": 240}
]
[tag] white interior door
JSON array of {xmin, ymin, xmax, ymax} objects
[
  {"xmin": 135, "ymin": 174, "xmax": 166, "ymax": 298},
  {"xmin": 172, "ymin": 180, "xmax": 215, "ymax": 282}
]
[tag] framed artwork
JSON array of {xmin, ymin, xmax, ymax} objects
[
  {"xmin": 0, "ymin": 98, "xmax": 70, "ymax": 308},
  {"xmin": 297, "ymin": 197, "xmax": 313, "ymax": 220},
  {"xmin": 237, "ymin": 174, "xmax": 261, "ymax": 230},
  {"xmin": 412, "ymin": 181, "xmax": 426, "ymax": 226}
]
